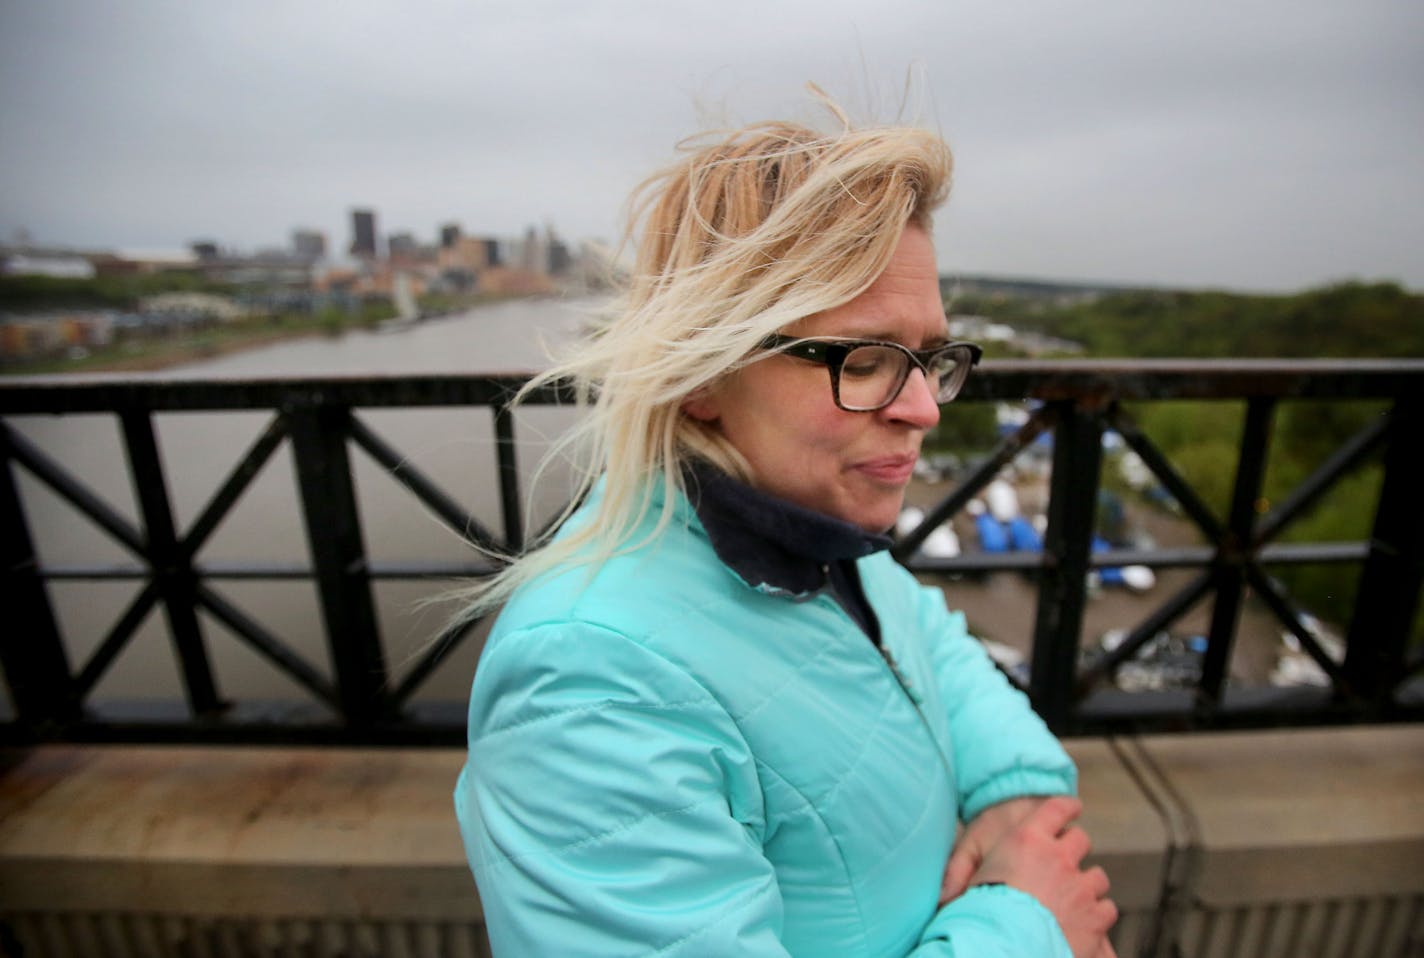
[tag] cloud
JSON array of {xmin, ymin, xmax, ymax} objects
[{"xmin": 2, "ymin": 0, "xmax": 1420, "ymax": 290}]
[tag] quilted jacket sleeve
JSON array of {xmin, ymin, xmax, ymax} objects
[
  {"xmin": 914, "ymin": 583, "xmax": 1078, "ymax": 821},
  {"xmin": 454, "ymin": 620, "xmax": 792, "ymax": 958},
  {"xmin": 919, "ymin": 884, "xmax": 1075, "ymax": 956}
]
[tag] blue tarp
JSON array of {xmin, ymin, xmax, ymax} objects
[
  {"xmin": 976, "ymin": 514, "xmax": 1043, "ymax": 553},
  {"xmin": 1008, "ymin": 516, "xmax": 1042, "ymax": 552},
  {"xmin": 975, "ymin": 513, "xmax": 1011, "ymax": 553}
]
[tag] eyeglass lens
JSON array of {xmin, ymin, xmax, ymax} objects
[{"xmin": 838, "ymin": 344, "xmax": 973, "ymax": 410}]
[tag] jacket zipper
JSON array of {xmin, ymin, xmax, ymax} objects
[
  {"xmin": 878, "ymin": 642, "xmax": 957, "ymax": 792},
  {"xmin": 813, "ymin": 592, "xmax": 958, "ymax": 795}
]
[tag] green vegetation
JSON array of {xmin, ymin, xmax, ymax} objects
[
  {"xmin": 961, "ymin": 280, "xmax": 1421, "ymax": 645},
  {"xmin": 925, "ymin": 400, "xmax": 998, "ymax": 455},
  {"xmin": 964, "ymin": 280, "xmax": 1424, "ymax": 360},
  {"xmin": 4, "ymin": 301, "xmax": 398, "ymax": 375},
  {"xmin": 0, "ymin": 271, "xmax": 238, "ymax": 310}
]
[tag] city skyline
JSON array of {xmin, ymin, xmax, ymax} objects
[
  {"xmin": 2, "ymin": 1, "xmax": 1422, "ymax": 294},
  {"xmin": 2, "ymin": 206, "xmax": 566, "ymax": 268}
]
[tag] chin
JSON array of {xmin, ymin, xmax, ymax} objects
[{"xmin": 847, "ymin": 499, "xmax": 903, "ymax": 534}]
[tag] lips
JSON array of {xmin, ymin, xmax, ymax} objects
[{"xmin": 852, "ymin": 453, "xmax": 919, "ymax": 485}]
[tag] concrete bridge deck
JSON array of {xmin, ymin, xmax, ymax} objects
[{"xmin": 0, "ymin": 725, "xmax": 1420, "ymax": 957}]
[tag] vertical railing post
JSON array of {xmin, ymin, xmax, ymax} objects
[
  {"xmin": 119, "ymin": 410, "xmax": 223, "ymax": 716},
  {"xmin": 1197, "ymin": 398, "xmax": 1274, "ymax": 713},
  {"xmin": 0, "ymin": 421, "xmax": 80, "ymax": 729},
  {"xmin": 1344, "ymin": 398, "xmax": 1424, "ymax": 708},
  {"xmin": 494, "ymin": 400, "xmax": 524, "ymax": 553},
  {"xmin": 286, "ymin": 399, "xmax": 390, "ymax": 725},
  {"xmin": 1031, "ymin": 400, "xmax": 1104, "ymax": 731}
]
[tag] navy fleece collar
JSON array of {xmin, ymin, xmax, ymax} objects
[{"xmin": 682, "ymin": 459, "xmax": 892, "ymax": 598}]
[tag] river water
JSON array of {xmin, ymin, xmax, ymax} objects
[{"xmin": 12, "ymin": 296, "xmax": 601, "ymax": 710}]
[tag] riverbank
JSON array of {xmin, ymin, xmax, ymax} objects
[
  {"xmin": 16, "ymin": 325, "xmax": 340, "ymax": 375},
  {"xmin": 3, "ymin": 313, "xmax": 390, "ymax": 376},
  {"xmin": 0, "ymin": 293, "xmax": 555, "ymax": 376}
]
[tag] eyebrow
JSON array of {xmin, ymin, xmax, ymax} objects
[{"xmin": 854, "ymin": 331, "xmax": 951, "ymax": 350}]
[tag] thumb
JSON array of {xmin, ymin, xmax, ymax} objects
[{"xmin": 939, "ymin": 846, "xmax": 977, "ymax": 905}]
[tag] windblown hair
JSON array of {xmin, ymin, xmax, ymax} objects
[{"xmin": 459, "ymin": 97, "xmax": 953, "ymax": 616}]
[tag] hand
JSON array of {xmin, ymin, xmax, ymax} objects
[
  {"xmin": 962, "ymin": 797, "xmax": 1117, "ymax": 958},
  {"xmin": 939, "ymin": 796, "xmax": 1047, "ymax": 905}
]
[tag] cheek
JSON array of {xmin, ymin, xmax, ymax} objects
[
  {"xmin": 751, "ymin": 406, "xmax": 864, "ymax": 495},
  {"xmin": 756, "ymin": 382, "xmax": 847, "ymax": 450},
  {"xmin": 719, "ymin": 377, "xmax": 848, "ymax": 471},
  {"xmin": 713, "ymin": 362, "xmax": 891, "ymax": 506},
  {"xmin": 797, "ymin": 409, "xmax": 860, "ymax": 458}
]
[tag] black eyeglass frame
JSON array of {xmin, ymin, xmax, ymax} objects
[{"xmin": 760, "ymin": 334, "xmax": 984, "ymax": 412}]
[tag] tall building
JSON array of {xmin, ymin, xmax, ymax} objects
[
  {"xmin": 546, "ymin": 224, "xmax": 571, "ymax": 276},
  {"xmin": 517, "ymin": 226, "xmax": 544, "ymax": 274},
  {"xmin": 440, "ymin": 223, "xmax": 462, "ymax": 249},
  {"xmin": 387, "ymin": 232, "xmax": 418, "ymax": 259},
  {"xmin": 292, "ymin": 229, "xmax": 327, "ymax": 261},
  {"xmin": 349, "ymin": 209, "xmax": 378, "ymax": 259}
]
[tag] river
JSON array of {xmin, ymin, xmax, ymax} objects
[{"xmin": 11, "ymin": 296, "xmax": 601, "ymax": 710}]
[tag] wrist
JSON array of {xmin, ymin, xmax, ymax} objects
[{"xmin": 934, "ymin": 884, "xmax": 1075, "ymax": 958}]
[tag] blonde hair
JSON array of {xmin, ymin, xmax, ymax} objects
[{"xmin": 460, "ymin": 96, "xmax": 953, "ymax": 616}]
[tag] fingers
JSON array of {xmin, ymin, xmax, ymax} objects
[
  {"xmin": 1026, "ymin": 795, "xmax": 1083, "ymax": 837},
  {"xmin": 1028, "ymin": 799, "xmax": 1093, "ymax": 871},
  {"xmin": 966, "ymin": 795, "xmax": 1116, "ymax": 958},
  {"xmin": 1099, "ymin": 896, "xmax": 1120, "ymax": 930},
  {"xmin": 1084, "ymin": 865, "xmax": 1111, "ymax": 900},
  {"xmin": 1059, "ymin": 825, "xmax": 1092, "ymax": 866}
]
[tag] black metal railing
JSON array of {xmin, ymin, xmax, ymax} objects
[
  {"xmin": 899, "ymin": 359, "xmax": 1424, "ymax": 734},
  {"xmin": 2, "ymin": 360, "xmax": 1422, "ymax": 745}
]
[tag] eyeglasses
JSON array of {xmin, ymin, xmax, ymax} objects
[{"xmin": 760, "ymin": 334, "xmax": 983, "ymax": 412}]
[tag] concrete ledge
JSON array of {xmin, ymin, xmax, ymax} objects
[
  {"xmin": 1131, "ymin": 725, "xmax": 1424, "ymax": 957},
  {"xmin": 1133, "ymin": 725, "xmax": 1424, "ymax": 905},
  {"xmin": 1064, "ymin": 738, "xmax": 1170, "ymax": 909},
  {"xmin": 0, "ymin": 745, "xmax": 479, "ymax": 922},
  {"xmin": 1, "ymin": 728, "xmax": 1420, "ymax": 957},
  {"xmin": 1064, "ymin": 738, "xmax": 1173, "ymax": 956}
]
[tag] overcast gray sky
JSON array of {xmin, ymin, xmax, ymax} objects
[{"xmin": 2, "ymin": 0, "xmax": 1421, "ymax": 292}]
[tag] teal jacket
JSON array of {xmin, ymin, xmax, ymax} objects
[{"xmin": 456, "ymin": 483, "xmax": 1078, "ymax": 956}]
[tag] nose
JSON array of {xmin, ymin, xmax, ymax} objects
[{"xmin": 882, "ymin": 368, "xmax": 940, "ymax": 429}]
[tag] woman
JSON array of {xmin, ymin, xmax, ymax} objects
[{"xmin": 455, "ymin": 100, "xmax": 1117, "ymax": 957}]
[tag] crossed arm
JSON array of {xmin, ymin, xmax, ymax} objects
[
  {"xmin": 941, "ymin": 796, "xmax": 1118, "ymax": 958},
  {"xmin": 915, "ymin": 581, "xmax": 1118, "ymax": 958}
]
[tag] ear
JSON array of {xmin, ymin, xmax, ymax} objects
[{"xmin": 681, "ymin": 386, "xmax": 720, "ymax": 423}]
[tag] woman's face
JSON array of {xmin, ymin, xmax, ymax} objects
[{"xmin": 687, "ymin": 225, "xmax": 947, "ymax": 533}]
